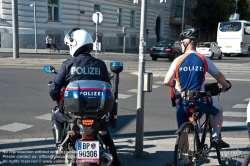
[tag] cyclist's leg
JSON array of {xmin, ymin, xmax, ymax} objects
[
  {"xmin": 198, "ymin": 100, "xmax": 229, "ymax": 148},
  {"xmin": 210, "ymin": 99, "xmax": 222, "ymax": 138},
  {"xmin": 176, "ymin": 104, "xmax": 191, "ymax": 152}
]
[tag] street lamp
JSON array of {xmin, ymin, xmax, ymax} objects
[{"xmin": 30, "ymin": 2, "xmax": 37, "ymax": 53}]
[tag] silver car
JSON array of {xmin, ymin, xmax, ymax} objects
[{"xmin": 197, "ymin": 42, "xmax": 222, "ymax": 60}]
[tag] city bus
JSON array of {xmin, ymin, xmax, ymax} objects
[{"xmin": 217, "ymin": 20, "xmax": 250, "ymax": 56}]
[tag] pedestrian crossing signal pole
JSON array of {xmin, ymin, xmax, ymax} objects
[
  {"xmin": 135, "ymin": 0, "xmax": 147, "ymax": 158},
  {"xmin": 12, "ymin": 0, "xmax": 19, "ymax": 58}
]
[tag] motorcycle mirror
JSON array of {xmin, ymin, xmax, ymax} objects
[
  {"xmin": 44, "ymin": 66, "xmax": 56, "ymax": 74},
  {"xmin": 44, "ymin": 66, "xmax": 51, "ymax": 73}
]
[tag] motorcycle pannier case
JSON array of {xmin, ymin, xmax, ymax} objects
[{"xmin": 64, "ymin": 80, "xmax": 114, "ymax": 113}]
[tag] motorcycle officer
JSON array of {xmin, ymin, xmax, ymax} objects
[{"xmin": 49, "ymin": 28, "xmax": 121, "ymax": 166}]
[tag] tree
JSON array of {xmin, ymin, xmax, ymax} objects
[
  {"xmin": 236, "ymin": 0, "xmax": 250, "ymax": 20},
  {"xmin": 193, "ymin": 0, "xmax": 235, "ymax": 41}
]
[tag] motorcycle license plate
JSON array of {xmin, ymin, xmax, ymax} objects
[{"xmin": 76, "ymin": 141, "xmax": 99, "ymax": 163}]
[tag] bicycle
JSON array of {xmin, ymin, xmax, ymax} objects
[{"xmin": 174, "ymin": 81, "xmax": 231, "ymax": 166}]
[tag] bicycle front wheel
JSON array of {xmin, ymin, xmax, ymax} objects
[{"xmin": 174, "ymin": 122, "xmax": 199, "ymax": 166}]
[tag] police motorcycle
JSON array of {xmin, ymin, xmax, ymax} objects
[{"xmin": 43, "ymin": 62, "xmax": 123, "ymax": 166}]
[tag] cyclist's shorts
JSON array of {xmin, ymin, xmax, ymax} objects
[{"xmin": 176, "ymin": 98, "xmax": 221, "ymax": 128}]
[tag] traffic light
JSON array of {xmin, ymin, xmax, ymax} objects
[
  {"xmin": 160, "ymin": 0, "xmax": 166, "ymax": 3},
  {"xmin": 122, "ymin": 27, "xmax": 126, "ymax": 33}
]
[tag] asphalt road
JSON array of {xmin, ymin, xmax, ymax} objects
[{"xmin": 0, "ymin": 52, "xmax": 249, "ymax": 139}]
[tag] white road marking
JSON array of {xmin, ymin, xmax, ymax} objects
[
  {"xmin": 152, "ymin": 85, "xmax": 160, "ymax": 88},
  {"xmin": 154, "ymin": 81, "xmax": 164, "ymax": 84},
  {"xmin": 118, "ymin": 94, "xmax": 133, "ymax": 99},
  {"xmin": 244, "ymin": 98, "xmax": 250, "ymax": 101},
  {"xmin": 127, "ymin": 89, "xmax": 138, "ymax": 93},
  {"xmin": 232, "ymin": 104, "xmax": 248, "ymax": 108},
  {"xmin": 0, "ymin": 123, "xmax": 33, "ymax": 132},
  {"xmin": 222, "ymin": 121, "xmax": 247, "ymax": 128},
  {"xmin": 35, "ymin": 113, "xmax": 51, "ymax": 121},
  {"xmin": 223, "ymin": 111, "xmax": 247, "ymax": 118}
]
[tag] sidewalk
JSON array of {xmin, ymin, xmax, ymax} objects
[
  {"xmin": 0, "ymin": 136, "xmax": 249, "ymax": 166},
  {"xmin": 0, "ymin": 48, "xmax": 140, "ymax": 55}
]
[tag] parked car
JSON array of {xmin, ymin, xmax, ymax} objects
[
  {"xmin": 196, "ymin": 42, "xmax": 222, "ymax": 60},
  {"xmin": 149, "ymin": 40, "xmax": 182, "ymax": 61}
]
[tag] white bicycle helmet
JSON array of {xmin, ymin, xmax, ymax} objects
[{"xmin": 64, "ymin": 28, "xmax": 93, "ymax": 57}]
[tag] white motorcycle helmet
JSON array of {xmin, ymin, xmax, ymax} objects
[{"xmin": 64, "ymin": 28, "xmax": 93, "ymax": 57}]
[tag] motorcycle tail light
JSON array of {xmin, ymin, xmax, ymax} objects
[
  {"xmin": 189, "ymin": 107, "xmax": 195, "ymax": 113},
  {"xmin": 83, "ymin": 135, "xmax": 93, "ymax": 140},
  {"xmin": 82, "ymin": 119, "xmax": 94, "ymax": 126}
]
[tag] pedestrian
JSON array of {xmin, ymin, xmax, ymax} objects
[
  {"xmin": 50, "ymin": 39, "xmax": 60, "ymax": 52},
  {"xmin": 45, "ymin": 35, "xmax": 51, "ymax": 52}
]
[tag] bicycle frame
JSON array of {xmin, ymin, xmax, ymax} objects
[{"xmin": 190, "ymin": 110, "xmax": 213, "ymax": 154}]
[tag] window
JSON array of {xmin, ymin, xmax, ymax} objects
[
  {"xmin": 50, "ymin": 35, "xmax": 61, "ymax": 46},
  {"xmin": 131, "ymin": 37, "xmax": 136, "ymax": 46},
  {"xmin": 117, "ymin": 8, "xmax": 123, "ymax": 27},
  {"xmin": 219, "ymin": 22, "xmax": 241, "ymax": 32},
  {"xmin": 118, "ymin": 37, "xmax": 123, "ymax": 46},
  {"xmin": 244, "ymin": 23, "xmax": 250, "ymax": 35},
  {"xmin": 48, "ymin": 0, "xmax": 59, "ymax": 21},
  {"xmin": 130, "ymin": 10, "xmax": 135, "ymax": 28},
  {"xmin": 94, "ymin": 4, "xmax": 100, "ymax": 12}
]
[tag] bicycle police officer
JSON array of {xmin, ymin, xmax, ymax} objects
[{"xmin": 164, "ymin": 28, "xmax": 230, "ymax": 148}]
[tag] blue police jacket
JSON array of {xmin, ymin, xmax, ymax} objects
[{"xmin": 49, "ymin": 53, "xmax": 111, "ymax": 101}]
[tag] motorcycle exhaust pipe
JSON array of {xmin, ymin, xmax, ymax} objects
[{"xmin": 100, "ymin": 152, "xmax": 113, "ymax": 166}]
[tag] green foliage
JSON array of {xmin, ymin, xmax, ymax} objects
[
  {"xmin": 236, "ymin": 0, "xmax": 250, "ymax": 20},
  {"xmin": 193, "ymin": 0, "xmax": 235, "ymax": 24}
]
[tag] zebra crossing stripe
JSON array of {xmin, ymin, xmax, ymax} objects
[
  {"xmin": 127, "ymin": 89, "xmax": 138, "ymax": 93},
  {"xmin": 244, "ymin": 98, "xmax": 250, "ymax": 101},
  {"xmin": 0, "ymin": 123, "xmax": 33, "ymax": 132},
  {"xmin": 152, "ymin": 85, "xmax": 160, "ymax": 88},
  {"xmin": 232, "ymin": 104, "xmax": 248, "ymax": 108},
  {"xmin": 35, "ymin": 113, "xmax": 51, "ymax": 121},
  {"xmin": 154, "ymin": 81, "xmax": 164, "ymax": 84},
  {"xmin": 223, "ymin": 111, "xmax": 246, "ymax": 118},
  {"xmin": 222, "ymin": 121, "xmax": 246, "ymax": 128},
  {"xmin": 118, "ymin": 94, "xmax": 132, "ymax": 99}
]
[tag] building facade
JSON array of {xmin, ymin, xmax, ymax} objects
[{"xmin": 0, "ymin": 0, "xmax": 179, "ymax": 50}]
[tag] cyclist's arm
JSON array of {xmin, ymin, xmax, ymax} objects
[
  {"xmin": 212, "ymin": 72, "xmax": 229, "ymax": 91},
  {"xmin": 206, "ymin": 57, "xmax": 229, "ymax": 91},
  {"xmin": 164, "ymin": 59, "xmax": 178, "ymax": 87}
]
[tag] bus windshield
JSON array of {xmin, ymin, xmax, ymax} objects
[{"xmin": 219, "ymin": 22, "xmax": 241, "ymax": 32}]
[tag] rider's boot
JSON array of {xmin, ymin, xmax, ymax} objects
[
  {"xmin": 210, "ymin": 133, "xmax": 230, "ymax": 148},
  {"xmin": 100, "ymin": 132, "xmax": 121, "ymax": 166},
  {"xmin": 51, "ymin": 120, "xmax": 64, "ymax": 160}
]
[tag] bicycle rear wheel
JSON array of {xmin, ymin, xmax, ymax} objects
[{"xmin": 174, "ymin": 122, "xmax": 199, "ymax": 166}]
